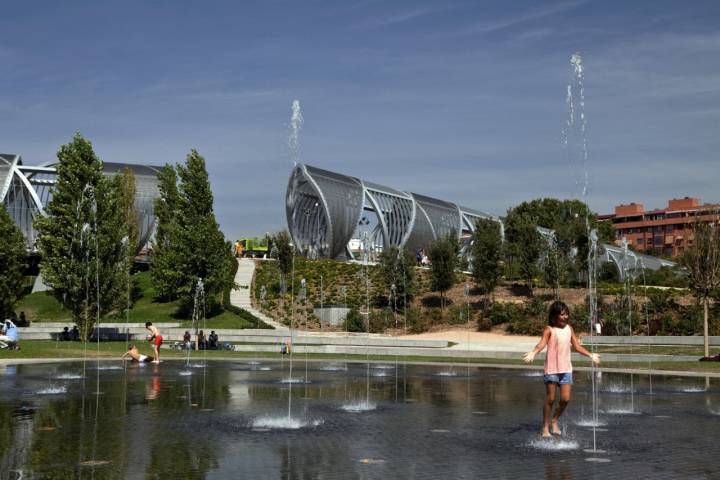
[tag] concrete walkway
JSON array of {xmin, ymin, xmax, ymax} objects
[{"xmin": 231, "ymin": 258, "xmax": 288, "ymax": 331}]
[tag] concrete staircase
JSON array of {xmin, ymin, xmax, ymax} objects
[{"xmin": 232, "ymin": 258, "xmax": 288, "ymax": 331}]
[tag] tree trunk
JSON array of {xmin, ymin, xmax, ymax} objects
[{"xmin": 703, "ymin": 296, "xmax": 709, "ymax": 358}]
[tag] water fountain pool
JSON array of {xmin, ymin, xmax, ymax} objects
[{"xmin": 1, "ymin": 361, "xmax": 718, "ymax": 478}]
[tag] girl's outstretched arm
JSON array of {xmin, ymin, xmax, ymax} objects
[
  {"xmin": 523, "ymin": 326, "xmax": 552, "ymax": 363},
  {"xmin": 570, "ymin": 327, "xmax": 600, "ymax": 364}
]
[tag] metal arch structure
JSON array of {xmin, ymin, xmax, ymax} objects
[
  {"xmin": 286, "ymin": 164, "xmax": 501, "ymax": 260},
  {"xmin": 1, "ymin": 153, "xmax": 162, "ymax": 253},
  {"xmin": 600, "ymin": 242, "xmax": 677, "ymax": 281},
  {"xmin": 534, "ymin": 226, "xmax": 678, "ymax": 278}
]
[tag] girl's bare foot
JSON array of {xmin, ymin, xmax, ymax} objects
[
  {"xmin": 551, "ymin": 420, "xmax": 561, "ymax": 435},
  {"xmin": 542, "ymin": 427, "xmax": 552, "ymax": 438}
]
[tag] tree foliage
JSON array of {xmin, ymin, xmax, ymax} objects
[
  {"xmin": 112, "ymin": 167, "xmax": 139, "ymax": 309},
  {"xmin": 272, "ymin": 230, "xmax": 294, "ymax": 277},
  {"xmin": 680, "ymin": 222, "xmax": 720, "ymax": 357},
  {"xmin": 150, "ymin": 151, "xmax": 235, "ymax": 312},
  {"xmin": 35, "ymin": 134, "xmax": 126, "ymax": 339},
  {"xmin": 504, "ymin": 211, "xmax": 542, "ymax": 293},
  {"xmin": 505, "ymin": 198, "xmax": 604, "ymax": 287},
  {"xmin": 378, "ymin": 245, "xmax": 415, "ymax": 311},
  {"xmin": 429, "ymin": 233, "xmax": 459, "ymax": 312},
  {"xmin": 150, "ymin": 165, "xmax": 182, "ymax": 300},
  {"xmin": 0, "ymin": 204, "xmax": 27, "ymax": 319},
  {"xmin": 471, "ymin": 218, "xmax": 503, "ymax": 296},
  {"xmin": 113, "ymin": 167, "xmax": 139, "ymax": 255}
]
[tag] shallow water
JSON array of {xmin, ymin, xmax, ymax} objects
[{"xmin": 0, "ymin": 362, "xmax": 718, "ymax": 478}]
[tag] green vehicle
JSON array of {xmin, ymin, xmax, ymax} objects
[{"xmin": 235, "ymin": 237, "xmax": 270, "ymax": 258}]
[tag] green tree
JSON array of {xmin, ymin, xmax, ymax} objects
[
  {"xmin": 35, "ymin": 133, "xmax": 126, "ymax": 340},
  {"xmin": 471, "ymin": 218, "xmax": 503, "ymax": 298},
  {"xmin": 378, "ymin": 245, "xmax": 415, "ymax": 312},
  {"xmin": 506, "ymin": 198, "xmax": 601, "ymax": 286},
  {"xmin": 680, "ymin": 222, "xmax": 720, "ymax": 357},
  {"xmin": 504, "ymin": 211, "xmax": 542, "ymax": 294},
  {"xmin": 150, "ymin": 164, "xmax": 182, "ymax": 300},
  {"xmin": 113, "ymin": 167, "xmax": 139, "ymax": 254},
  {"xmin": 113, "ymin": 167, "xmax": 139, "ymax": 313},
  {"xmin": 597, "ymin": 219, "xmax": 616, "ymax": 245},
  {"xmin": 174, "ymin": 150, "xmax": 235, "ymax": 310},
  {"xmin": 0, "ymin": 204, "xmax": 27, "ymax": 318},
  {"xmin": 429, "ymin": 232, "xmax": 459, "ymax": 313},
  {"xmin": 272, "ymin": 230, "xmax": 294, "ymax": 280}
]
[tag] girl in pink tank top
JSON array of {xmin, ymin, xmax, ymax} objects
[{"xmin": 522, "ymin": 301, "xmax": 600, "ymax": 437}]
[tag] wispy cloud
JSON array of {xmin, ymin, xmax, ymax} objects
[
  {"xmin": 349, "ymin": 4, "xmax": 466, "ymax": 30},
  {"xmin": 438, "ymin": 0, "xmax": 590, "ymax": 38}
]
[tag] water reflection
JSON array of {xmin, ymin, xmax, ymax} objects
[{"xmin": 0, "ymin": 362, "xmax": 717, "ymax": 478}]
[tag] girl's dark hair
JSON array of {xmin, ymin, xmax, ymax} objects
[{"xmin": 548, "ymin": 301, "xmax": 569, "ymax": 326}]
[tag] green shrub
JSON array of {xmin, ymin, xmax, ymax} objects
[
  {"xmin": 344, "ymin": 308, "xmax": 365, "ymax": 333},
  {"xmin": 476, "ymin": 311, "xmax": 492, "ymax": 331},
  {"xmin": 488, "ymin": 302, "xmax": 523, "ymax": 326},
  {"xmin": 428, "ymin": 308, "xmax": 443, "ymax": 326},
  {"xmin": 369, "ymin": 309, "xmax": 394, "ymax": 333},
  {"xmin": 503, "ymin": 299, "xmax": 546, "ymax": 336},
  {"xmin": 447, "ymin": 305, "xmax": 469, "ymax": 325},
  {"xmin": 406, "ymin": 308, "xmax": 428, "ymax": 333}
]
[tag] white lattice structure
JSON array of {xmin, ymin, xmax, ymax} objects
[
  {"xmin": 286, "ymin": 164, "xmax": 502, "ymax": 260},
  {"xmin": 1, "ymin": 153, "xmax": 161, "ymax": 252}
]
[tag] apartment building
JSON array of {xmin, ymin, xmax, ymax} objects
[{"xmin": 599, "ymin": 197, "xmax": 720, "ymax": 257}]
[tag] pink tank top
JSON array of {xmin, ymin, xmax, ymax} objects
[{"xmin": 544, "ymin": 325, "xmax": 573, "ymax": 374}]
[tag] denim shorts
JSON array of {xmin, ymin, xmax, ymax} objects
[{"xmin": 544, "ymin": 372, "xmax": 573, "ymax": 385}]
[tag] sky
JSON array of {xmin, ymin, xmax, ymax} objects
[{"xmin": 2, "ymin": 0, "xmax": 719, "ymax": 240}]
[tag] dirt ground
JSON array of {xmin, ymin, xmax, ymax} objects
[
  {"xmin": 421, "ymin": 282, "xmax": 589, "ymax": 309},
  {"xmin": 397, "ymin": 325, "xmax": 539, "ymax": 344}
]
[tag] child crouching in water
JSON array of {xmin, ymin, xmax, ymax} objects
[{"xmin": 523, "ymin": 301, "xmax": 600, "ymax": 437}]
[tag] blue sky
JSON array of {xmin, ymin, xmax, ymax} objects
[{"xmin": 2, "ymin": 0, "xmax": 719, "ymax": 240}]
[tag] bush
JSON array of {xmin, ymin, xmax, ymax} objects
[
  {"xmin": 224, "ymin": 304, "xmax": 272, "ymax": 329},
  {"xmin": 428, "ymin": 308, "xmax": 443, "ymax": 326},
  {"xmin": 406, "ymin": 308, "xmax": 428, "ymax": 333},
  {"xmin": 447, "ymin": 305, "xmax": 469, "ymax": 325},
  {"xmin": 642, "ymin": 266, "xmax": 689, "ymax": 288},
  {"xmin": 476, "ymin": 311, "xmax": 492, "ymax": 331},
  {"xmin": 504, "ymin": 299, "xmax": 547, "ymax": 336},
  {"xmin": 344, "ymin": 308, "xmax": 365, "ymax": 333},
  {"xmin": 369, "ymin": 309, "xmax": 393, "ymax": 333},
  {"xmin": 488, "ymin": 302, "xmax": 524, "ymax": 326}
]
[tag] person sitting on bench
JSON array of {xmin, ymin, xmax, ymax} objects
[{"xmin": 0, "ymin": 320, "xmax": 19, "ymax": 349}]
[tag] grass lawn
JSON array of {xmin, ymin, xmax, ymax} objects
[
  {"xmin": 595, "ymin": 345, "xmax": 720, "ymax": 356},
  {"xmin": 15, "ymin": 271, "xmax": 267, "ymax": 329},
  {"xmin": 3, "ymin": 341, "xmax": 720, "ymax": 375}
]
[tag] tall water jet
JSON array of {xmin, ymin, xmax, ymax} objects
[
  {"xmin": 288, "ymin": 100, "xmax": 304, "ymax": 165},
  {"xmin": 191, "ymin": 278, "xmax": 206, "ymax": 353},
  {"xmin": 564, "ymin": 53, "xmax": 605, "ymax": 458},
  {"xmin": 286, "ymin": 100, "xmax": 302, "ymax": 420}
]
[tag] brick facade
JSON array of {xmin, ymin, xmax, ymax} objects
[{"xmin": 600, "ymin": 197, "xmax": 720, "ymax": 257}]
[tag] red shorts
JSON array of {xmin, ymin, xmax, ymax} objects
[{"xmin": 153, "ymin": 335, "xmax": 163, "ymax": 347}]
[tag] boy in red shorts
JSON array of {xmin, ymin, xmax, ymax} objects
[{"xmin": 145, "ymin": 322, "xmax": 162, "ymax": 363}]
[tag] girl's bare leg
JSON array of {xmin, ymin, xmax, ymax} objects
[
  {"xmin": 551, "ymin": 384, "xmax": 572, "ymax": 434},
  {"xmin": 543, "ymin": 383, "xmax": 557, "ymax": 437}
]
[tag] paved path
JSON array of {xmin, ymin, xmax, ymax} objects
[{"xmin": 231, "ymin": 259, "xmax": 288, "ymax": 331}]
